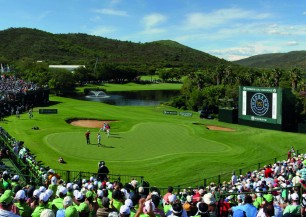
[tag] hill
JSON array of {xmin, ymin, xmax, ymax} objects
[
  {"xmin": 233, "ymin": 50, "xmax": 306, "ymax": 70},
  {"xmin": 0, "ymin": 27, "xmax": 228, "ymax": 70}
]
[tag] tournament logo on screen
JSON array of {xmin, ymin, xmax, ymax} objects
[{"xmin": 250, "ymin": 93, "xmax": 269, "ymax": 116}]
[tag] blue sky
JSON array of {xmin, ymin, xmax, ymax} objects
[{"xmin": 1, "ymin": 0, "xmax": 305, "ymax": 61}]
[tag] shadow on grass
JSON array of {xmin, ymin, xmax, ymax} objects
[
  {"xmin": 0, "ymin": 120, "xmax": 9, "ymax": 124},
  {"xmin": 192, "ymin": 122, "xmax": 205, "ymax": 125},
  {"xmin": 100, "ymin": 144, "xmax": 115, "ymax": 148},
  {"xmin": 42, "ymin": 101, "xmax": 62, "ymax": 107},
  {"xmin": 108, "ymin": 134, "xmax": 121, "ymax": 139}
]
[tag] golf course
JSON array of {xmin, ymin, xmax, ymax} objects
[{"xmin": 2, "ymin": 83, "xmax": 306, "ymax": 188}]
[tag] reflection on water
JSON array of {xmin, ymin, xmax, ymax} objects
[{"xmin": 78, "ymin": 90, "xmax": 180, "ymax": 106}]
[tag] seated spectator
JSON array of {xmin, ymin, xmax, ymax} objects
[
  {"xmin": 231, "ymin": 195, "xmax": 257, "ymax": 217},
  {"xmin": 96, "ymin": 197, "xmax": 118, "ymax": 217},
  {"xmin": 183, "ymin": 195, "xmax": 197, "ymax": 216},
  {"xmin": 14, "ymin": 189, "xmax": 32, "ymax": 217},
  {"xmin": 0, "ymin": 189, "xmax": 20, "ymax": 217},
  {"xmin": 194, "ymin": 202, "xmax": 209, "ymax": 217},
  {"xmin": 283, "ymin": 192, "xmax": 301, "ymax": 217},
  {"xmin": 40, "ymin": 209, "xmax": 55, "ymax": 217},
  {"xmin": 203, "ymin": 193, "xmax": 217, "ymax": 216},
  {"xmin": 32, "ymin": 193, "xmax": 51, "ymax": 217}
]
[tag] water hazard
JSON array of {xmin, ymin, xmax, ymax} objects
[{"xmin": 79, "ymin": 90, "xmax": 180, "ymax": 106}]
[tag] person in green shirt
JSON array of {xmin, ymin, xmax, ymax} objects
[
  {"xmin": 66, "ymin": 183, "xmax": 74, "ymax": 197},
  {"xmin": 11, "ymin": 175, "xmax": 20, "ymax": 190},
  {"xmin": 14, "ymin": 189, "xmax": 32, "ymax": 217},
  {"xmin": 31, "ymin": 192, "xmax": 50, "ymax": 217},
  {"xmin": 112, "ymin": 190, "xmax": 124, "ymax": 211},
  {"xmin": 283, "ymin": 192, "xmax": 301, "ymax": 216},
  {"xmin": 48, "ymin": 176, "xmax": 58, "ymax": 199},
  {"xmin": 97, "ymin": 190, "xmax": 103, "ymax": 208},
  {"xmin": 52, "ymin": 186, "xmax": 67, "ymax": 213},
  {"xmin": 56, "ymin": 196, "xmax": 78, "ymax": 217},
  {"xmin": 74, "ymin": 191, "xmax": 90, "ymax": 216}
]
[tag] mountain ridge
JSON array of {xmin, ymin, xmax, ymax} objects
[
  {"xmin": 0, "ymin": 27, "xmax": 228, "ymax": 71},
  {"xmin": 234, "ymin": 50, "xmax": 306, "ymax": 70}
]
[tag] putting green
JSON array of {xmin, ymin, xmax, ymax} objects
[{"xmin": 45, "ymin": 122, "xmax": 231, "ymax": 162}]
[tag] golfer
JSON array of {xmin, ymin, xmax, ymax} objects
[{"xmin": 85, "ymin": 130, "xmax": 91, "ymax": 144}]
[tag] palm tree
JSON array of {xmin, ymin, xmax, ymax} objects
[
  {"xmin": 289, "ymin": 68, "xmax": 302, "ymax": 92},
  {"xmin": 215, "ymin": 65, "xmax": 226, "ymax": 85},
  {"xmin": 259, "ymin": 70, "xmax": 273, "ymax": 87},
  {"xmin": 272, "ymin": 68, "xmax": 283, "ymax": 87}
]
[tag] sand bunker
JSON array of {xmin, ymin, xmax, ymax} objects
[
  {"xmin": 69, "ymin": 120, "xmax": 116, "ymax": 128},
  {"xmin": 207, "ymin": 125, "xmax": 235, "ymax": 132}
]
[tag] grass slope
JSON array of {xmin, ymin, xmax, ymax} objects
[{"xmin": 2, "ymin": 96, "xmax": 306, "ymax": 187}]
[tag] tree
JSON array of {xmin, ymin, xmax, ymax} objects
[
  {"xmin": 215, "ymin": 65, "xmax": 226, "ymax": 85},
  {"xmin": 73, "ymin": 66, "xmax": 94, "ymax": 84},
  {"xmin": 272, "ymin": 68, "xmax": 283, "ymax": 87},
  {"xmin": 289, "ymin": 68, "xmax": 302, "ymax": 92},
  {"xmin": 48, "ymin": 68, "xmax": 76, "ymax": 95}
]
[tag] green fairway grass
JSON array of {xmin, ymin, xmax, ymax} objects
[
  {"xmin": 2, "ymin": 95, "xmax": 306, "ymax": 187},
  {"xmin": 76, "ymin": 82, "xmax": 182, "ymax": 93}
]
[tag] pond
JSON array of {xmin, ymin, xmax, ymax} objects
[{"xmin": 78, "ymin": 90, "xmax": 181, "ymax": 106}]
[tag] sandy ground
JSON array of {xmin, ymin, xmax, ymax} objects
[
  {"xmin": 207, "ymin": 125, "xmax": 235, "ymax": 131},
  {"xmin": 70, "ymin": 120, "xmax": 115, "ymax": 128}
]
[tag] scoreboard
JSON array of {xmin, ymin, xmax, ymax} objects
[{"xmin": 239, "ymin": 86, "xmax": 282, "ymax": 124}]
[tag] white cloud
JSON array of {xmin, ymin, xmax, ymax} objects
[
  {"xmin": 183, "ymin": 8, "xmax": 271, "ymax": 30},
  {"xmin": 142, "ymin": 13, "xmax": 166, "ymax": 28},
  {"xmin": 208, "ymin": 43, "xmax": 280, "ymax": 61},
  {"xmin": 90, "ymin": 26, "xmax": 117, "ymax": 36},
  {"xmin": 93, "ymin": 8, "xmax": 128, "ymax": 16},
  {"xmin": 286, "ymin": 41, "xmax": 299, "ymax": 46},
  {"xmin": 303, "ymin": 12, "xmax": 306, "ymax": 15},
  {"xmin": 141, "ymin": 13, "xmax": 167, "ymax": 35},
  {"xmin": 141, "ymin": 28, "xmax": 165, "ymax": 35},
  {"xmin": 37, "ymin": 11, "xmax": 51, "ymax": 20}
]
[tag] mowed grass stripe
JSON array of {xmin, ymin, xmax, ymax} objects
[{"xmin": 46, "ymin": 123, "xmax": 230, "ymax": 161}]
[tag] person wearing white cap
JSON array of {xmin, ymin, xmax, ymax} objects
[
  {"xmin": 14, "ymin": 189, "xmax": 32, "ymax": 217},
  {"xmin": 31, "ymin": 193, "xmax": 50, "ymax": 217},
  {"xmin": 40, "ymin": 209, "xmax": 55, "ymax": 217},
  {"xmin": 283, "ymin": 192, "xmax": 301, "ymax": 216},
  {"xmin": 66, "ymin": 183, "xmax": 73, "ymax": 197},
  {"xmin": 52, "ymin": 186, "xmax": 68, "ymax": 212},
  {"xmin": 119, "ymin": 205, "xmax": 130, "ymax": 217},
  {"xmin": 48, "ymin": 176, "xmax": 58, "ymax": 198},
  {"xmin": 56, "ymin": 196, "xmax": 78, "ymax": 217},
  {"xmin": 47, "ymin": 169, "xmax": 60, "ymax": 185},
  {"xmin": 97, "ymin": 190, "xmax": 104, "ymax": 208},
  {"xmin": 74, "ymin": 191, "xmax": 90, "ymax": 215},
  {"xmin": 182, "ymin": 195, "xmax": 197, "ymax": 216},
  {"xmin": 11, "ymin": 175, "xmax": 20, "ymax": 190},
  {"xmin": 30, "ymin": 189, "xmax": 41, "ymax": 210},
  {"xmin": 166, "ymin": 200, "xmax": 188, "ymax": 217}
]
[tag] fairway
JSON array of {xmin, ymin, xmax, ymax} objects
[{"xmin": 3, "ymin": 95, "xmax": 306, "ymax": 187}]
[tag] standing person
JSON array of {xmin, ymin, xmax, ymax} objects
[
  {"xmin": 97, "ymin": 161, "xmax": 109, "ymax": 182},
  {"xmin": 85, "ymin": 130, "xmax": 91, "ymax": 144},
  {"xmin": 16, "ymin": 110, "xmax": 20, "ymax": 118},
  {"xmin": 28, "ymin": 109, "xmax": 33, "ymax": 119},
  {"xmin": 97, "ymin": 133, "xmax": 102, "ymax": 147},
  {"xmin": 105, "ymin": 123, "xmax": 110, "ymax": 138}
]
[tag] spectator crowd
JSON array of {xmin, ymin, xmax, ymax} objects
[{"xmin": 0, "ymin": 139, "xmax": 305, "ymax": 217}]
